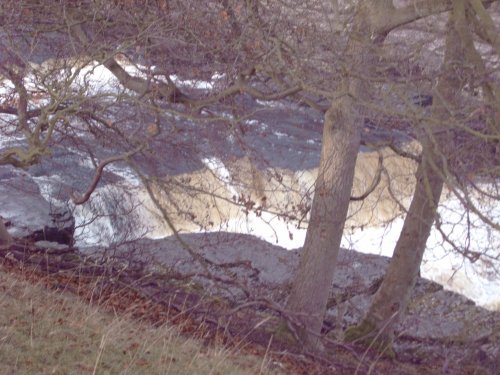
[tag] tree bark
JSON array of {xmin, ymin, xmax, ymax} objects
[
  {"xmin": 285, "ymin": 3, "xmax": 385, "ymax": 349},
  {"xmin": 346, "ymin": 0, "xmax": 471, "ymax": 348},
  {"xmin": 345, "ymin": 156, "xmax": 445, "ymax": 349},
  {"xmin": 286, "ymin": 97, "xmax": 361, "ymax": 348}
]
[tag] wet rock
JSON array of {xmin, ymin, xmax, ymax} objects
[
  {"xmin": 82, "ymin": 232, "xmax": 500, "ymax": 371},
  {"xmin": 0, "ymin": 169, "xmax": 75, "ymax": 245},
  {"xmin": 34, "ymin": 240, "xmax": 71, "ymax": 252},
  {"xmin": 84, "ymin": 232, "xmax": 300, "ymax": 300},
  {"xmin": 27, "ymin": 207, "xmax": 75, "ymax": 245}
]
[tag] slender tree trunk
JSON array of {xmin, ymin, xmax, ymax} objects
[
  {"xmin": 285, "ymin": 2, "xmax": 388, "ymax": 349},
  {"xmin": 346, "ymin": 0, "xmax": 470, "ymax": 348},
  {"xmin": 345, "ymin": 156, "xmax": 445, "ymax": 348},
  {"xmin": 286, "ymin": 97, "xmax": 361, "ymax": 348}
]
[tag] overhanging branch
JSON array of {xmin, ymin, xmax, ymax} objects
[
  {"xmin": 350, "ymin": 151, "xmax": 384, "ymax": 201},
  {"xmin": 376, "ymin": 0, "xmax": 497, "ymax": 35},
  {"xmin": 71, "ymin": 144, "xmax": 145, "ymax": 205}
]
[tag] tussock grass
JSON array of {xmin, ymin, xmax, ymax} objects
[{"xmin": 0, "ymin": 265, "xmax": 280, "ymax": 375}]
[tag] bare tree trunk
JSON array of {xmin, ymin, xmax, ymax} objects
[
  {"xmin": 345, "ymin": 0, "xmax": 470, "ymax": 349},
  {"xmin": 344, "ymin": 156, "xmax": 445, "ymax": 350},
  {"xmin": 0, "ymin": 218, "xmax": 13, "ymax": 247},
  {"xmin": 285, "ymin": 2, "xmax": 388, "ymax": 349},
  {"xmin": 286, "ymin": 97, "xmax": 361, "ymax": 348}
]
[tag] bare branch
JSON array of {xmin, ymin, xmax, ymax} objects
[
  {"xmin": 350, "ymin": 151, "xmax": 384, "ymax": 201},
  {"xmin": 71, "ymin": 144, "xmax": 145, "ymax": 205},
  {"xmin": 377, "ymin": 0, "xmax": 497, "ymax": 35},
  {"xmin": 468, "ymin": 0, "xmax": 500, "ymax": 57},
  {"xmin": 376, "ymin": 0, "xmax": 453, "ymax": 34}
]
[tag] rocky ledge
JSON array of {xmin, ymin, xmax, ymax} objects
[
  {"xmin": 81, "ymin": 232, "xmax": 500, "ymax": 373},
  {"xmin": 0, "ymin": 171, "xmax": 75, "ymax": 246}
]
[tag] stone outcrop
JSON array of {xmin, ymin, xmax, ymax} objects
[
  {"xmin": 91, "ymin": 232, "xmax": 499, "ymax": 371},
  {"xmin": 0, "ymin": 168, "xmax": 75, "ymax": 245}
]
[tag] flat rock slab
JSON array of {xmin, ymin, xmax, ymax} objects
[{"xmin": 83, "ymin": 231, "xmax": 500, "ymax": 363}]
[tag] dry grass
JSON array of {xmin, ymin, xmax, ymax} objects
[{"xmin": 0, "ymin": 265, "xmax": 282, "ymax": 375}]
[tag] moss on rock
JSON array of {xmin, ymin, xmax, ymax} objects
[
  {"xmin": 270, "ymin": 319, "xmax": 300, "ymax": 345},
  {"xmin": 344, "ymin": 320, "xmax": 395, "ymax": 358}
]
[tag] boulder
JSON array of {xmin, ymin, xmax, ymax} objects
[{"xmin": 0, "ymin": 168, "xmax": 75, "ymax": 245}]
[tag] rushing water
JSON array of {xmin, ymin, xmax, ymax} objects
[
  {"xmin": 2, "ymin": 63, "xmax": 499, "ymax": 311},
  {"xmin": 81, "ymin": 157, "xmax": 499, "ymax": 311}
]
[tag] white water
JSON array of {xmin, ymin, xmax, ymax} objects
[
  {"xmin": 59, "ymin": 152, "xmax": 499, "ymax": 310},
  {"xmin": 198, "ymin": 157, "xmax": 500, "ymax": 310},
  {"xmin": 27, "ymin": 151, "xmax": 499, "ymax": 310},
  {"xmin": 342, "ymin": 215, "xmax": 500, "ymax": 311},
  {"xmin": 3, "ymin": 61, "xmax": 498, "ymax": 310}
]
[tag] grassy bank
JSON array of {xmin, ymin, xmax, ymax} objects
[{"xmin": 0, "ymin": 265, "xmax": 280, "ymax": 375}]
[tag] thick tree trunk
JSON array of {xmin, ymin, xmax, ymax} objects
[
  {"xmin": 286, "ymin": 97, "xmax": 361, "ymax": 347},
  {"xmin": 346, "ymin": 0, "xmax": 470, "ymax": 349}
]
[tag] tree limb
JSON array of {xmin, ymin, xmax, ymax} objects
[
  {"xmin": 67, "ymin": 12, "xmax": 302, "ymax": 111},
  {"xmin": 71, "ymin": 144, "xmax": 145, "ymax": 205},
  {"xmin": 350, "ymin": 151, "xmax": 384, "ymax": 201},
  {"xmin": 376, "ymin": 0, "xmax": 453, "ymax": 34},
  {"xmin": 376, "ymin": 0, "xmax": 497, "ymax": 35},
  {"xmin": 468, "ymin": 0, "xmax": 500, "ymax": 57}
]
